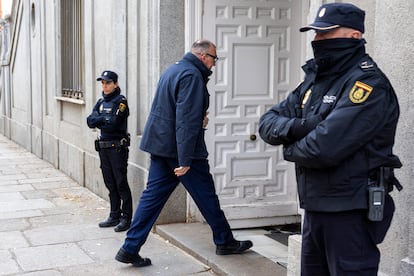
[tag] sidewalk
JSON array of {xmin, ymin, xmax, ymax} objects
[{"xmin": 0, "ymin": 135, "xmax": 287, "ymax": 275}]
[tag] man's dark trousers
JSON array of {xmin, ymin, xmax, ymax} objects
[
  {"xmin": 122, "ymin": 155, "xmax": 234, "ymax": 255},
  {"xmin": 301, "ymin": 195, "xmax": 395, "ymax": 276}
]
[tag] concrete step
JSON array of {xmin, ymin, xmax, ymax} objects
[{"xmin": 156, "ymin": 222, "xmax": 287, "ymax": 276}]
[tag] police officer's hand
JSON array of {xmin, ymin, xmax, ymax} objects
[
  {"xmin": 289, "ymin": 114, "xmax": 323, "ymax": 140},
  {"xmin": 174, "ymin": 166, "xmax": 190, "ymax": 176}
]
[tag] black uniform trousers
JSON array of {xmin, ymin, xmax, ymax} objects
[
  {"xmin": 301, "ymin": 195, "xmax": 395, "ymax": 276},
  {"xmin": 99, "ymin": 147, "xmax": 132, "ymax": 220},
  {"xmin": 122, "ymin": 155, "xmax": 234, "ymax": 255}
]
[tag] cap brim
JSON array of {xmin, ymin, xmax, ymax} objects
[
  {"xmin": 299, "ymin": 23, "xmax": 341, "ymax": 32},
  {"xmin": 96, "ymin": 77, "xmax": 113, "ymax": 82}
]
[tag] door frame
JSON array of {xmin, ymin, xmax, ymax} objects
[{"xmin": 184, "ymin": 0, "xmax": 310, "ymax": 227}]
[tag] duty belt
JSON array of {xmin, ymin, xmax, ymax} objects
[
  {"xmin": 98, "ymin": 137, "xmax": 129, "ymax": 149},
  {"xmin": 98, "ymin": 141, "xmax": 120, "ymax": 149}
]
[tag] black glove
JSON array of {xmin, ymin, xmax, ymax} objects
[{"xmin": 289, "ymin": 114, "xmax": 322, "ymax": 140}]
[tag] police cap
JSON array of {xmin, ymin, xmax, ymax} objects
[
  {"xmin": 300, "ymin": 3, "xmax": 365, "ymax": 33},
  {"xmin": 97, "ymin": 70, "xmax": 118, "ymax": 83}
]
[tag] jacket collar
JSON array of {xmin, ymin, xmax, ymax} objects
[
  {"xmin": 182, "ymin": 52, "xmax": 212, "ymax": 82},
  {"xmin": 102, "ymin": 86, "xmax": 121, "ymax": 101}
]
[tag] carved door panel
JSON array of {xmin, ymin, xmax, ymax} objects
[{"xmin": 202, "ymin": 0, "xmax": 304, "ymax": 227}]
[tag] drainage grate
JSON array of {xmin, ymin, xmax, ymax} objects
[{"xmin": 264, "ymin": 223, "xmax": 301, "ymax": 246}]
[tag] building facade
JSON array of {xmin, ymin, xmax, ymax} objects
[{"xmin": 0, "ymin": 0, "xmax": 413, "ymax": 275}]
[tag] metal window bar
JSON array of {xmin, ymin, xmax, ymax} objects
[{"xmin": 61, "ymin": 0, "xmax": 83, "ymax": 100}]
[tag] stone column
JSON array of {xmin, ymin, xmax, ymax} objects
[
  {"xmin": 0, "ymin": 17, "xmax": 11, "ymax": 137},
  {"xmin": 139, "ymin": 0, "xmax": 187, "ymax": 224},
  {"xmin": 374, "ymin": 1, "xmax": 414, "ymax": 275}
]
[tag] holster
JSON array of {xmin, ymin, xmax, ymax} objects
[
  {"xmin": 380, "ymin": 167, "xmax": 403, "ymax": 192},
  {"xmin": 120, "ymin": 134, "xmax": 130, "ymax": 148},
  {"xmin": 94, "ymin": 139, "xmax": 100, "ymax": 152},
  {"xmin": 369, "ymin": 167, "xmax": 403, "ymax": 193}
]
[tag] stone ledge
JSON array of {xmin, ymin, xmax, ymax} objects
[
  {"xmin": 287, "ymin": 234, "xmax": 301, "ymax": 276},
  {"xmin": 400, "ymin": 257, "xmax": 414, "ymax": 276}
]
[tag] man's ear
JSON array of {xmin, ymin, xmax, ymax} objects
[{"xmin": 351, "ymin": 31, "xmax": 362, "ymax": 39}]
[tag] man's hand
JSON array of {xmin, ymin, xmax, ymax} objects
[
  {"xmin": 174, "ymin": 166, "xmax": 190, "ymax": 176},
  {"xmin": 203, "ymin": 112, "xmax": 209, "ymax": 129}
]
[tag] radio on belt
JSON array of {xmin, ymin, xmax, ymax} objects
[{"xmin": 367, "ymin": 168, "xmax": 386, "ymax": 222}]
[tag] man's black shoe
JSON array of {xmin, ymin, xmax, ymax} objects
[
  {"xmin": 114, "ymin": 219, "xmax": 131, "ymax": 232},
  {"xmin": 115, "ymin": 247, "xmax": 152, "ymax": 267},
  {"xmin": 216, "ymin": 239, "xmax": 253, "ymax": 255},
  {"xmin": 98, "ymin": 217, "xmax": 120, "ymax": 228}
]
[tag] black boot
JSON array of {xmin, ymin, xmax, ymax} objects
[
  {"xmin": 98, "ymin": 217, "xmax": 120, "ymax": 228},
  {"xmin": 216, "ymin": 239, "xmax": 253, "ymax": 255},
  {"xmin": 114, "ymin": 218, "xmax": 131, "ymax": 232},
  {"xmin": 115, "ymin": 247, "xmax": 152, "ymax": 267}
]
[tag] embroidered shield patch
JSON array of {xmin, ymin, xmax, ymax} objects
[
  {"xmin": 119, "ymin": 103, "xmax": 127, "ymax": 112},
  {"xmin": 349, "ymin": 81, "xmax": 373, "ymax": 104}
]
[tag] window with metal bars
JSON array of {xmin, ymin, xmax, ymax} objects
[{"xmin": 60, "ymin": 0, "xmax": 84, "ymax": 100}]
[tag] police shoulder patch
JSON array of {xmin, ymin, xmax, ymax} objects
[
  {"xmin": 119, "ymin": 102, "xmax": 127, "ymax": 112},
  {"xmin": 349, "ymin": 81, "xmax": 373, "ymax": 104}
]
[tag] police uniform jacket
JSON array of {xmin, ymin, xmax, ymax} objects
[
  {"xmin": 140, "ymin": 52, "xmax": 211, "ymax": 167},
  {"xmin": 86, "ymin": 87, "xmax": 129, "ymax": 140},
  {"xmin": 259, "ymin": 39, "xmax": 401, "ymax": 212}
]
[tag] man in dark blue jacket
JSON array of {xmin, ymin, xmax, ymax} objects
[
  {"xmin": 259, "ymin": 3, "xmax": 402, "ymax": 275},
  {"xmin": 115, "ymin": 40, "xmax": 253, "ymax": 267}
]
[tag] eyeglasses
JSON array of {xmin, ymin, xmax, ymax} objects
[{"xmin": 205, "ymin": 53, "xmax": 219, "ymax": 62}]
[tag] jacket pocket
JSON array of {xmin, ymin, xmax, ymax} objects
[{"xmin": 339, "ymin": 256, "xmax": 378, "ymax": 272}]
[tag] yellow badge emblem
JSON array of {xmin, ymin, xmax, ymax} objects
[
  {"xmin": 349, "ymin": 81, "xmax": 373, "ymax": 104},
  {"xmin": 119, "ymin": 103, "xmax": 127, "ymax": 112},
  {"xmin": 301, "ymin": 89, "xmax": 312, "ymax": 108}
]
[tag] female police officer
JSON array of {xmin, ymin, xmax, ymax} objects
[{"xmin": 87, "ymin": 70, "xmax": 132, "ymax": 232}]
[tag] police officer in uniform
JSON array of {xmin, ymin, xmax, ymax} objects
[
  {"xmin": 87, "ymin": 70, "xmax": 132, "ymax": 232},
  {"xmin": 259, "ymin": 3, "xmax": 402, "ymax": 275}
]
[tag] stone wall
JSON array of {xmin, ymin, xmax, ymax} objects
[
  {"xmin": 373, "ymin": 1, "xmax": 414, "ymax": 275},
  {"xmin": 0, "ymin": 0, "xmax": 188, "ymax": 225}
]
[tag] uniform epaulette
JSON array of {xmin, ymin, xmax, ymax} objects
[{"xmin": 359, "ymin": 60, "xmax": 376, "ymax": 71}]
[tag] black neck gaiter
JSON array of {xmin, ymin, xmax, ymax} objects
[
  {"xmin": 102, "ymin": 86, "xmax": 121, "ymax": 101},
  {"xmin": 311, "ymin": 38, "xmax": 366, "ymax": 75}
]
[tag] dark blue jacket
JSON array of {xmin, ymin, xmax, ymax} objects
[
  {"xmin": 259, "ymin": 44, "xmax": 401, "ymax": 212},
  {"xmin": 140, "ymin": 53, "xmax": 211, "ymax": 166},
  {"xmin": 86, "ymin": 87, "xmax": 129, "ymax": 140}
]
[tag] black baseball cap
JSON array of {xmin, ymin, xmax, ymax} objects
[
  {"xmin": 300, "ymin": 3, "xmax": 365, "ymax": 33},
  {"xmin": 97, "ymin": 70, "xmax": 118, "ymax": 83}
]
